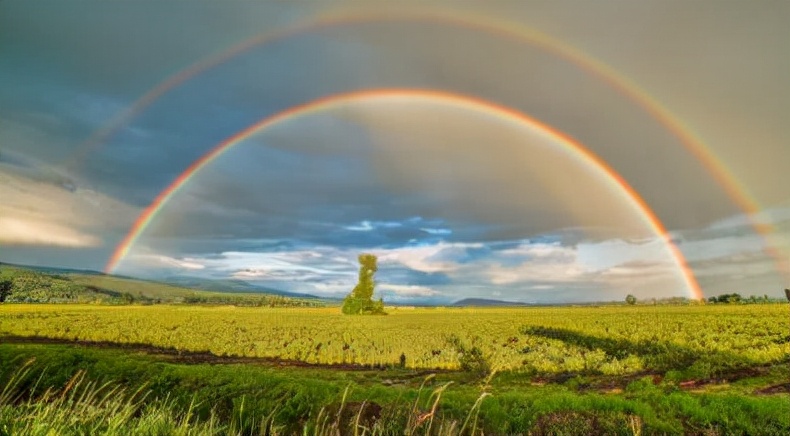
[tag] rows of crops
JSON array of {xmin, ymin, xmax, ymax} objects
[{"xmin": 1, "ymin": 304, "xmax": 787, "ymax": 375}]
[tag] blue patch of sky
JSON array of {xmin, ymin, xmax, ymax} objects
[{"xmin": 377, "ymin": 266, "xmax": 453, "ymax": 287}]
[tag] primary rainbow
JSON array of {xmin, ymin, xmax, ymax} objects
[
  {"xmin": 68, "ymin": 8, "xmax": 785, "ymax": 280},
  {"xmin": 105, "ymin": 88, "xmax": 705, "ymax": 300}
]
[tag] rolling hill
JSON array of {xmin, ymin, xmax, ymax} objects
[{"xmin": 0, "ymin": 262, "xmax": 322, "ymax": 307}]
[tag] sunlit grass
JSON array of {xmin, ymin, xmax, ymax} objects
[{"xmin": 0, "ymin": 360, "xmax": 494, "ymax": 436}]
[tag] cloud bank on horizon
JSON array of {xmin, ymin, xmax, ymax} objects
[{"xmin": 0, "ymin": 0, "xmax": 788, "ymax": 303}]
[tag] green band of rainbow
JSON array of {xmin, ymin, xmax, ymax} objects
[{"xmin": 105, "ymin": 88, "xmax": 704, "ymax": 300}]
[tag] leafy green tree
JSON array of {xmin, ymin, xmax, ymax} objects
[
  {"xmin": 625, "ymin": 294, "xmax": 637, "ymax": 305},
  {"xmin": 342, "ymin": 254, "xmax": 385, "ymax": 315},
  {"xmin": 716, "ymin": 293, "xmax": 742, "ymax": 304},
  {"xmin": 0, "ymin": 279, "xmax": 13, "ymax": 303}
]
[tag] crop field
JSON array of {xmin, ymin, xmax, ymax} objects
[
  {"xmin": 2, "ymin": 303, "xmax": 789, "ymax": 434},
  {"xmin": 2, "ymin": 304, "xmax": 787, "ymax": 378}
]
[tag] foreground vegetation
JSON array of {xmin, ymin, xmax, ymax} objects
[
  {"xmin": 1, "ymin": 267, "xmax": 787, "ymax": 434},
  {"xmin": 1, "ymin": 343, "xmax": 788, "ymax": 435}
]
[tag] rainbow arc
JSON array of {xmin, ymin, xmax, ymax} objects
[{"xmin": 104, "ymin": 89, "xmax": 705, "ymax": 300}]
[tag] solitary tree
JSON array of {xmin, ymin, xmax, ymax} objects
[
  {"xmin": 342, "ymin": 254, "xmax": 385, "ymax": 315},
  {"xmin": 625, "ymin": 294, "xmax": 637, "ymax": 305}
]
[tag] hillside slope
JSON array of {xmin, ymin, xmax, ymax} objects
[{"xmin": 0, "ymin": 263, "xmax": 321, "ymax": 307}]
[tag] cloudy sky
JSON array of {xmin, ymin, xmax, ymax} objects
[{"xmin": 1, "ymin": 1, "xmax": 788, "ymax": 303}]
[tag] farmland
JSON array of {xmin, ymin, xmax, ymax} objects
[
  {"xmin": 2, "ymin": 303, "xmax": 789, "ymax": 434},
  {"xmin": 1, "ymin": 303, "xmax": 789, "ymax": 434},
  {"xmin": 1, "ymin": 304, "xmax": 787, "ymax": 376}
]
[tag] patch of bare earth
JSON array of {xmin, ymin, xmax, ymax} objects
[{"xmin": 755, "ymin": 382, "xmax": 790, "ymax": 395}]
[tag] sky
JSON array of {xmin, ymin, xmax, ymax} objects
[{"xmin": 1, "ymin": 1, "xmax": 789, "ymax": 304}]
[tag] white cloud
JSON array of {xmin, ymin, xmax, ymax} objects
[
  {"xmin": 486, "ymin": 242, "xmax": 585, "ymax": 284},
  {"xmin": 379, "ymin": 284, "xmax": 440, "ymax": 297},
  {"xmin": 123, "ymin": 227, "xmax": 780, "ymax": 301},
  {"xmin": 0, "ymin": 216, "xmax": 100, "ymax": 247},
  {"xmin": 527, "ymin": 285, "xmax": 553, "ymax": 290},
  {"xmin": 420, "ymin": 227, "xmax": 452, "ymax": 235},
  {"xmin": 230, "ymin": 268, "xmax": 268, "ymax": 279},
  {"xmin": 344, "ymin": 221, "xmax": 374, "ymax": 231},
  {"xmin": 127, "ymin": 254, "xmax": 206, "ymax": 270},
  {"xmin": 344, "ymin": 220, "xmax": 403, "ymax": 231},
  {"xmin": 0, "ymin": 162, "xmax": 137, "ymax": 248},
  {"xmin": 376, "ymin": 241, "xmax": 482, "ymax": 273},
  {"xmin": 707, "ymin": 205, "xmax": 790, "ymax": 231},
  {"xmin": 498, "ymin": 242, "xmax": 575, "ymax": 259},
  {"xmin": 217, "ymin": 251, "xmax": 349, "ymax": 276}
]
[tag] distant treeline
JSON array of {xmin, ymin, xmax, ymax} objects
[
  {"xmin": 626, "ymin": 294, "xmax": 783, "ymax": 306},
  {"xmin": 0, "ymin": 267, "xmax": 321, "ymax": 307},
  {"xmin": 706, "ymin": 293, "xmax": 778, "ymax": 304}
]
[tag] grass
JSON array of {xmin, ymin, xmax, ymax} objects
[
  {"xmin": 1, "ymin": 275, "xmax": 788, "ymax": 434},
  {"xmin": 0, "ymin": 354, "xmax": 487, "ymax": 435},
  {"xmin": 1, "ymin": 343, "xmax": 788, "ymax": 435}
]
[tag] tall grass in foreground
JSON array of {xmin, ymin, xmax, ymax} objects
[{"xmin": 0, "ymin": 360, "xmax": 489, "ymax": 436}]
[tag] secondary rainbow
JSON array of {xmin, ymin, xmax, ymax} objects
[
  {"xmin": 67, "ymin": 8, "xmax": 784, "ymax": 280},
  {"xmin": 105, "ymin": 88, "xmax": 705, "ymax": 300}
]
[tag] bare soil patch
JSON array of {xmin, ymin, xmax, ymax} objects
[{"xmin": 755, "ymin": 382, "xmax": 790, "ymax": 395}]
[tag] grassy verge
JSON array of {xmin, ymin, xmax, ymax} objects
[{"xmin": 1, "ymin": 343, "xmax": 788, "ymax": 435}]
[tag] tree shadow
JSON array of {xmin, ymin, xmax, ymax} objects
[{"xmin": 521, "ymin": 325, "xmax": 758, "ymax": 376}]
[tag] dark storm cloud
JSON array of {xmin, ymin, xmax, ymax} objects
[
  {"xmin": 0, "ymin": 1, "xmax": 317, "ymax": 96},
  {"xmin": 189, "ymin": 20, "xmax": 739, "ymax": 231}
]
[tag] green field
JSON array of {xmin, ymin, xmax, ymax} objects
[
  {"xmin": 2, "ymin": 304, "xmax": 788, "ymax": 375},
  {"xmin": 1, "ymin": 302, "xmax": 789, "ymax": 434}
]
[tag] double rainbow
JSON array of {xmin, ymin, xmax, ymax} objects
[
  {"xmin": 104, "ymin": 88, "xmax": 704, "ymax": 300},
  {"xmin": 83, "ymin": 9, "xmax": 783, "ymax": 296},
  {"xmin": 66, "ymin": 9, "xmax": 769, "ymax": 232}
]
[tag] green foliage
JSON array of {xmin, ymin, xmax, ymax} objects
[
  {"xmin": 342, "ymin": 254, "xmax": 386, "ymax": 315},
  {"xmin": 448, "ymin": 335, "xmax": 491, "ymax": 379},
  {"xmin": 2, "ymin": 344, "xmax": 789, "ymax": 435},
  {"xmin": 625, "ymin": 294, "xmax": 637, "ymax": 305},
  {"xmin": 0, "ymin": 268, "xmax": 94, "ymax": 303},
  {"xmin": 712, "ymin": 293, "xmax": 743, "ymax": 304},
  {"xmin": 0, "ymin": 266, "xmax": 319, "ymax": 307},
  {"xmin": 0, "ymin": 279, "xmax": 12, "ymax": 303}
]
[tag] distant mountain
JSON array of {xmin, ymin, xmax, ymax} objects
[
  {"xmin": 160, "ymin": 276, "xmax": 321, "ymax": 299},
  {"xmin": 452, "ymin": 298, "xmax": 531, "ymax": 307}
]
